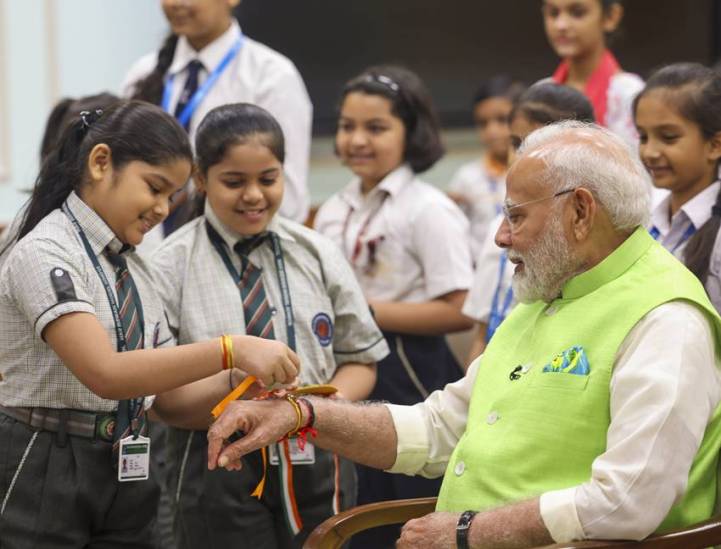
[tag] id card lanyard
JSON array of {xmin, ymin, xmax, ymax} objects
[
  {"xmin": 205, "ymin": 223, "xmax": 296, "ymax": 352},
  {"xmin": 486, "ymin": 251, "xmax": 514, "ymax": 343},
  {"xmin": 161, "ymin": 35, "xmax": 243, "ymax": 129},
  {"xmin": 649, "ymin": 224, "xmax": 696, "ymax": 254},
  {"xmin": 62, "ymin": 203, "xmax": 145, "ymax": 434}
]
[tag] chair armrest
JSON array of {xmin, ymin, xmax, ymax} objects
[{"xmin": 303, "ymin": 497, "xmax": 437, "ymax": 549}]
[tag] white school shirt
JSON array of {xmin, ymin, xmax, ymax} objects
[
  {"xmin": 0, "ymin": 192, "xmax": 172, "ymax": 410},
  {"xmin": 314, "ymin": 165, "xmax": 474, "ymax": 303},
  {"xmin": 649, "ymin": 181, "xmax": 720, "ymax": 260},
  {"xmin": 448, "ymin": 160, "xmax": 505, "ymax": 259},
  {"xmin": 387, "ymin": 300, "xmax": 721, "ymax": 542},
  {"xmin": 605, "ymin": 72, "xmax": 645, "ymax": 148},
  {"xmin": 538, "ymin": 72, "xmax": 643, "ymax": 148},
  {"xmin": 462, "ymin": 214, "xmax": 511, "ymax": 324},
  {"xmin": 122, "ymin": 19, "xmax": 312, "ymax": 223},
  {"xmin": 151, "ymin": 205, "xmax": 389, "ymax": 385}
]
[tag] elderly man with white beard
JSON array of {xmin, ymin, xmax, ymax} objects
[{"xmin": 206, "ymin": 121, "xmax": 721, "ymax": 549}]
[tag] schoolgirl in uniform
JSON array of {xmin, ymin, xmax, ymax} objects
[
  {"xmin": 447, "ymin": 76, "xmax": 524, "ymax": 259},
  {"xmin": 542, "ymin": 0, "xmax": 643, "ymax": 145},
  {"xmin": 152, "ymin": 103, "xmax": 388, "ymax": 548},
  {"xmin": 634, "ymin": 63, "xmax": 721, "ymax": 311},
  {"xmin": 123, "ymin": 0, "xmax": 312, "ymax": 229},
  {"xmin": 463, "ymin": 83, "xmax": 595, "ymax": 363},
  {"xmin": 313, "ymin": 65, "xmax": 474, "ymax": 548},
  {"xmin": 0, "ymin": 100, "xmax": 298, "ymax": 548}
]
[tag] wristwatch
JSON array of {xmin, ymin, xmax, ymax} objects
[{"xmin": 456, "ymin": 510, "xmax": 477, "ymax": 549}]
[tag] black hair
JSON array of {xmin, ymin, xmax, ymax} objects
[
  {"xmin": 180, "ymin": 103, "xmax": 285, "ymax": 222},
  {"xmin": 339, "ymin": 65, "xmax": 444, "ymax": 173},
  {"xmin": 511, "ymin": 82, "xmax": 595, "ymax": 126},
  {"xmin": 130, "ymin": 34, "xmax": 180, "ymax": 105},
  {"xmin": 472, "ymin": 75, "xmax": 525, "ymax": 108},
  {"xmin": 40, "ymin": 92, "xmax": 119, "ymax": 162},
  {"xmin": 634, "ymin": 62, "xmax": 721, "ymax": 282},
  {"xmin": 195, "ymin": 103, "xmax": 285, "ymax": 175},
  {"xmin": 5, "ymin": 100, "xmax": 192, "ymax": 250}
]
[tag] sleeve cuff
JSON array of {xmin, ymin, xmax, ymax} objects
[
  {"xmin": 539, "ymin": 487, "xmax": 585, "ymax": 543},
  {"xmin": 385, "ymin": 403, "xmax": 431, "ymax": 475},
  {"xmin": 35, "ymin": 300, "xmax": 95, "ymax": 339}
]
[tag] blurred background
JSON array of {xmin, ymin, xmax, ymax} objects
[{"xmin": 1, "ymin": 0, "xmax": 720, "ymax": 225}]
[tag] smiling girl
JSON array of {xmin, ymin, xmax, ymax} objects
[
  {"xmin": 634, "ymin": 63, "xmax": 721, "ymax": 310},
  {"xmin": 543, "ymin": 0, "xmax": 642, "ymax": 145},
  {"xmin": 0, "ymin": 100, "xmax": 298, "ymax": 547},
  {"xmin": 314, "ymin": 65, "xmax": 474, "ymax": 547},
  {"xmin": 152, "ymin": 103, "xmax": 387, "ymax": 548}
]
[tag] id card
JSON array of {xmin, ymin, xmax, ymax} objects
[
  {"xmin": 269, "ymin": 439, "xmax": 316, "ymax": 465},
  {"xmin": 118, "ymin": 435, "xmax": 151, "ymax": 482}
]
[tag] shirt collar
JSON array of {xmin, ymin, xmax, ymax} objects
[
  {"xmin": 340, "ymin": 164, "xmax": 414, "ymax": 209},
  {"xmin": 204, "ymin": 200, "xmax": 294, "ymax": 251},
  {"xmin": 681, "ymin": 180, "xmax": 720, "ymax": 230},
  {"xmin": 561, "ymin": 226, "xmax": 653, "ymax": 300},
  {"xmin": 169, "ymin": 19, "xmax": 241, "ymax": 76},
  {"xmin": 64, "ymin": 192, "xmax": 125, "ymax": 256},
  {"xmin": 650, "ymin": 181, "xmax": 720, "ymax": 233}
]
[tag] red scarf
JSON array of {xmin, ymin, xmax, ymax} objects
[{"xmin": 551, "ymin": 49, "xmax": 621, "ymax": 127}]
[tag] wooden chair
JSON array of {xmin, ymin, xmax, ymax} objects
[{"xmin": 303, "ymin": 497, "xmax": 721, "ymax": 549}]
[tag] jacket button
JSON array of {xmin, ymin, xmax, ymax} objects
[
  {"xmin": 545, "ymin": 305, "xmax": 558, "ymax": 316},
  {"xmin": 487, "ymin": 411, "xmax": 500, "ymax": 425},
  {"xmin": 454, "ymin": 461, "xmax": 465, "ymax": 476}
]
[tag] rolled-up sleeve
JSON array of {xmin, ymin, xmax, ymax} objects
[
  {"xmin": 387, "ymin": 360, "xmax": 479, "ymax": 479},
  {"xmin": 540, "ymin": 301, "xmax": 721, "ymax": 542}
]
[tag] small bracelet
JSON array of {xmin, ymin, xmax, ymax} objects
[
  {"xmin": 297, "ymin": 397, "xmax": 315, "ymax": 429},
  {"xmin": 220, "ymin": 335, "xmax": 233, "ymax": 370},
  {"xmin": 285, "ymin": 394, "xmax": 303, "ymax": 436}
]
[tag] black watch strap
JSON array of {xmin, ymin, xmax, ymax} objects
[{"xmin": 456, "ymin": 510, "xmax": 477, "ymax": 549}]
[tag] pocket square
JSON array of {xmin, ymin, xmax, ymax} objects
[{"xmin": 542, "ymin": 345, "xmax": 590, "ymax": 376}]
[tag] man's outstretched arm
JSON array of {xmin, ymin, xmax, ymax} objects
[{"xmin": 207, "ymin": 397, "xmax": 399, "ymax": 471}]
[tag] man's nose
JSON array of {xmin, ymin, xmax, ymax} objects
[{"xmin": 495, "ymin": 217, "xmax": 512, "ymax": 249}]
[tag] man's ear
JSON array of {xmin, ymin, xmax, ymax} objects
[
  {"xmin": 571, "ymin": 187, "xmax": 596, "ymax": 241},
  {"xmin": 87, "ymin": 143, "xmax": 112, "ymax": 183}
]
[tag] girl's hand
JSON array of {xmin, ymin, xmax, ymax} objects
[{"xmin": 232, "ymin": 336, "xmax": 300, "ymax": 387}]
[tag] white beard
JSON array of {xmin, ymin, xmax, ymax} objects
[{"xmin": 509, "ymin": 215, "xmax": 582, "ymax": 304}]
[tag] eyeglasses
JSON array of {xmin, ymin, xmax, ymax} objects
[{"xmin": 502, "ymin": 188, "xmax": 576, "ymax": 230}]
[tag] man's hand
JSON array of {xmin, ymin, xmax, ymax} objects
[
  {"xmin": 207, "ymin": 399, "xmax": 296, "ymax": 470},
  {"xmin": 396, "ymin": 512, "xmax": 459, "ymax": 548},
  {"xmin": 233, "ymin": 336, "xmax": 300, "ymax": 387}
]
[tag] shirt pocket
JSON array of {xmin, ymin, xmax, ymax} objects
[{"xmin": 529, "ymin": 370, "xmax": 590, "ymax": 392}]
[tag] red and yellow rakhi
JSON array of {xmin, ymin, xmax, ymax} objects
[{"xmin": 211, "ymin": 379, "xmax": 339, "ymax": 536}]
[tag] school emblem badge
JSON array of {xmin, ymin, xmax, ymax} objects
[{"xmin": 311, "ymin": 313, "xmax": 333, "ymax": 346}]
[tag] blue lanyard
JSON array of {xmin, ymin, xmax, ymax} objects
[
  {"xmin": 161, "ymin": 36, "xmax": 243, "ymax": 128},
  {"xmin": 205, "ymin": 222, "xmax": 296, "ymax": 352},
  {"xmin": 61, "ymin": 202, "xmax": 144, "ymax": 420},
  {"xmin": 649, "ymin": 223, "xmax": 696, "ymax": 253},
  {"xmin": 486, "ymin": 252, "xmax": 514, "ymax": 343}
]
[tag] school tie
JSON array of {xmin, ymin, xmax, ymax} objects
[
  {"xmin": 174, "ymin": 60, "xmax": 204, "ymax": 130},
  {"xmin": 105, "ymin": 248, "xmax": 146, "ymax": 449},
  {"xmin": 234, "ymin": 235, "xmax": 276, "ymax": 339}
]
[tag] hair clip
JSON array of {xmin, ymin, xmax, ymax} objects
[
  {"xmin": 79, "ymin": 108, "xmax": 104, "ymax": 131},
  {"xmin": 364, "ymin": 74, "xmax": 400, "ymax": 94}
]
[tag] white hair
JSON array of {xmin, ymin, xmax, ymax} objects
[{"xmin": 516, "ymin": 121, "xmax": 652, "ymax": 231}]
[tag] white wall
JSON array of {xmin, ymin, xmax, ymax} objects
[{"xmin": 0, "ymin": 0, "xmax": 168, "ymax": 224}]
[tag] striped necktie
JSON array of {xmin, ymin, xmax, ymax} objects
[
  {"xmin": 105, "ymin": 248, "xmax": 145, "ymax": 449},
  {"xmin": 174, "ymin": 60, "xmax": 203, "ymax": 130},
  {"xmin": 234, "ymin": 235, "xmax": 275, "ymax": 339}
]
